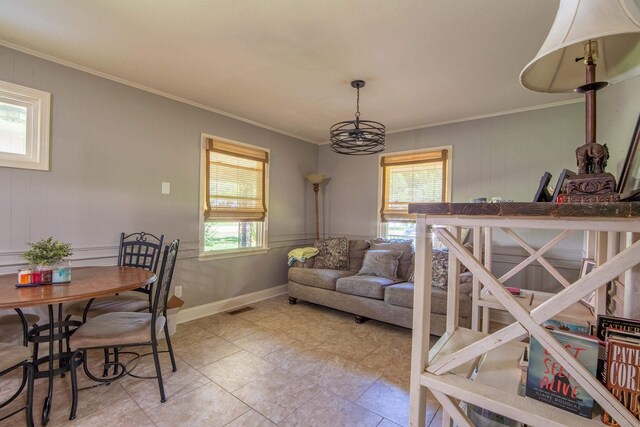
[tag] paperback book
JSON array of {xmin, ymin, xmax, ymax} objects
[
  {"xmin": 595, "ymin": 315, "xmax": 640, "ymax": 387},
  {"xmin": 601, "ymin": 329, "xmax": 640, "ymax": 426},
  {"xmin": 596, "ymin": 315, "xmax": 640, "ymax": 342},
  {"xmin": 525, "ymin": 329, "xmax": 599, "ymax": 418}
]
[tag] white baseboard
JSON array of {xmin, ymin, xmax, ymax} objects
[{"xmin": 176, "ymin": 284, "xmax": 288, "ymax": 324}]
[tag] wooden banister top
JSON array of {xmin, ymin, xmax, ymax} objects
[{"xmin": 408, "ymin": 202, "xmax": 640, "ymax": 218}]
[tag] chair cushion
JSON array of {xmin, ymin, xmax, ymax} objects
[
  {"xmin": 66, "ymin": 294, "xmax": 150, "ymax": 318},
  {"xmin": 70, "ymin": 312, "xmax": 165, "ymax": 349},
  {"xmin": 336, "ymin": 275, "xmax": 396, "ymax": 300},
  {"xmin": 0, "ymin": 314, "xmax": 39, "ymax": 343},
  {"xmin": 288, "ymin": 267, "xmax": 355, "ymax": 290},
  {"xmin": 0, "ymin": 342, "xmax": 30, "ymax": 372}
]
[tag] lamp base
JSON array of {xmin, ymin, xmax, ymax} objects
[{"xmin": 559, "ymin": 172, "xmax": 620, "ymax": 203}]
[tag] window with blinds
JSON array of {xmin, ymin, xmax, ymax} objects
[
  {"xmin": 380, "ymin": 149, "xmax": 448, "ymax": 223},
  {"xmin": 205, "ymin": 138, "xmax": 269, "ymax": 222}
]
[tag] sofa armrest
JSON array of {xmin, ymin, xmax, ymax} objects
[{"xmin": 290, "ymin": 258, "xmax": 315, "ymax": 268}]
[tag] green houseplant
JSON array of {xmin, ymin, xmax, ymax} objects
[{"xmin": 22, "ymin": 237, "xmax": 73, "ymax": 283}]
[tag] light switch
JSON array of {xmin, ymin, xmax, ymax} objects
[{"xmin": 161, "ymin": 182, "xmax": 171, "ymax": 195}]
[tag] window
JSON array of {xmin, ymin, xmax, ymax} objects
[
  {"xmin": 200, "ymin": 136, "xmax": 269, "ymax": 257},
  {"xmin": 0, "ymin": 80, "xmax": 51, "ymax": 171},
  {"xmin": 379, "ymin": 148, "xmax": 450, "ymax": 240}
]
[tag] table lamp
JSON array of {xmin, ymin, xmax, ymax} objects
[
  {"xmin": 520, "ymin": 0, "xmax": 640, "ymax": 203},
  {"xmin": 307, "ymin": 174, "xmax": 327, "ymax": 239}
]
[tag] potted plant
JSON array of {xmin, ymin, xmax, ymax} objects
[{"xmin": 22, "ymin": 237, "xmax": 73, "ymax": 284}]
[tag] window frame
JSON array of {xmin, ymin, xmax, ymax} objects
[
  {"xmin": 0, "ymin": 80, "xmax": 51, "ymax": 171},
  {"xmin": 198, "ymin": 133, "xmax": 270, "ymax": 260},
  {"xmin": 377, "ymin": 146, "xmax": 452, "ymax": 239}
]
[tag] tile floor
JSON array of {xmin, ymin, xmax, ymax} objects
[{"xmin": 0, "ymin": 294, "xmax": 443, "ymax": 426}]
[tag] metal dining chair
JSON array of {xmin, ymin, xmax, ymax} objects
[
  {"xmin": 68, "ymin": 239, "xmax": 179, "ymax": 420},
  {"xmin": 66, "ymin": 232, "xmax": 165, "ymax": 321},
  {"xmin": 0, "ymin": 310, "xmax": 36, "ymax": 427},
  {"xmin": 65, "ymin": 232, "xmax": 166, "ymax": 375}
]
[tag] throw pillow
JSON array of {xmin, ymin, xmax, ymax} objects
[
  {"xmin": 369, "ymin": 239, "xmax": 414, "ymax": 280},
  {"xmin": 357, "ymin": 250, "xmax": 402, "ymax": 280},
  {"xmin": 407, "ymin": 249, "xmax": 471, "ymax": 290},
  {"xmin": 313, "ymin": 237, "xmax": 349, "ymax": 269}
]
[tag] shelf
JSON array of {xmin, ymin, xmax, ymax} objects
[
  {"xmin": 408, "ymin": 206, "xmax": 640, "ymax": 427},
  {"xmin": 421, "ymin": 372, "xmax": 603, "ymax": 427}
]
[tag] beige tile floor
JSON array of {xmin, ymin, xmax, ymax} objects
[{"xmin": 0, "ymin": 294, "xmax": 443, "ymax": 426}]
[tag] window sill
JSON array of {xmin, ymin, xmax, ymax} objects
[{"xmin": 198, "ymin": 247, "xmax": 269, "ymax": 261}]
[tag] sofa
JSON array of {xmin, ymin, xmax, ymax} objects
[{"xmin": 287, "ymin": 238, "xmax": 473, "ymax": 336}]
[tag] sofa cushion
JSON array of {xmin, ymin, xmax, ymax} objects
[
  {"xmin": 385, "ymin": 281, "xmax": 473, "ymax": 313},
  {"xmin": 348, "ymin": 240, "xmax": 370, "ymax": 272},
  {"xmin": 288, "ymin": 267, "xmax": 355, "ymax": 290},
  {"xmin": 384, "ymin": 282, "xmax": 414, "ymax": 308},
  {"xmin": 357, "ymin": 250, "xmax": 402, "ymax": 280},
  {"xmin": 314, "ymin": 237, "xmax": 349, "ymax": 269},
  {"xmin": 336, "ymin": 275, "xmax": 396, "ymax": 300},
  {"xmin": 369, "ymin": 239, "xmax": 414, "ymax": 280}
]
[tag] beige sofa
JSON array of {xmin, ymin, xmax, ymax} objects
[{"xmin": 287, "ymin": 239, "xmax": 472, "ymax": 336}]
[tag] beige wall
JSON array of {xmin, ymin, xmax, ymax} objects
[{"xmin": 0, "ymin": 45, "xmax": 319, "ymax": 309}]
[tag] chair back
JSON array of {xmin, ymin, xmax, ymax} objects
[
  {"xmin": 151, "ymin": 240, "xmax": 180, "ymax": 325},
  {"xmin": 118, "ymin": 232, "xmax": 164, "ymax": 273}
]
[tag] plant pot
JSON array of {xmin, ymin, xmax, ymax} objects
[{"xmin": 52, "ymin": 260, "xmax": 71, "ymax": 284}]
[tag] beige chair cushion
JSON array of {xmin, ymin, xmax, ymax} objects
[
  {"xmin": 0, "ymin": 313, "xmax": 39, "ymax": 343},
  {"xmin": 66, "ymin": 294, "xmax": 150, "ymax": 318},
  {"xmin": 336, "ymin": 275, "xmax": 396, "ymax": 300},
  {"xmin": 70, "ymin": 312, "xmax": 165, "ymax": 349},
  {"xmin": 0, "ymin": 342, "xmax": 30, "ymax": 372}
]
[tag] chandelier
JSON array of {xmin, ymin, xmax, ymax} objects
[{"xmin": 330, "ymin": 80, "xmax": 385, "ymax": 155}]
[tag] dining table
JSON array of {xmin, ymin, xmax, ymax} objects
[{"xmin": 0, "ymin": 266, "xmax": 156, "ymax": 426}]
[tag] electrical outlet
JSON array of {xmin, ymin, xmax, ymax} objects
[{"xmin": 174, "ymin": 285, "xmax": 182, "ymax": 298}]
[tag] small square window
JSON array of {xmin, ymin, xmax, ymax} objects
[{"xmin": 0, "ymin": 80, "xmax": 51, "ymax": 171}]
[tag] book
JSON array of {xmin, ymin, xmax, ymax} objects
[
  {"xmin": 543, "ymin": 318, "xmax": 591, "ymax": 335},
  {"xmin": 596, "ymin": 315, "xmax": 640, "ymax": 342},
  {"xmin": 525, "ymin": 329, "xmax": 599, "ymax": 418},
  {"xmin": 601, "ymin": 329, "xmax": 640, "ymax": 426}
]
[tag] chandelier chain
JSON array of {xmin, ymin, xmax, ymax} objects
[{"xmin": 355, "ymin": 87, "xmax": 361, "ymax": 119}]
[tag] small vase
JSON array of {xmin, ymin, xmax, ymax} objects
[{"xmin": 52, "ymin": 260, "xmax": 71, "ymax": 284}]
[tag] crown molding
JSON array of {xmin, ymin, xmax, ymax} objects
[{"xmin": 0, "ymin": 39, "xmax": 316, "ymax": 144}]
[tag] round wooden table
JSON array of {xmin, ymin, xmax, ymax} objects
[{"xmin": 0, "ymin": 266, "xmax": 155, "ymax": 425}]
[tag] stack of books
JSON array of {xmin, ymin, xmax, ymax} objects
[{"xmin": 521, "ymin": 314, "xmax": 640, "ymax": 424}]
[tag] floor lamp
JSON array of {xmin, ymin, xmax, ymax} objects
[{"xmin": 306, "ymin": 174, "xmax": 327, "ymax": 240}]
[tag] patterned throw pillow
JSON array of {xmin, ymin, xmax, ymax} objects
[
  {"xmin": 313, "ymin": 237, "xmax": 349, "ymax": 269},
  {"xmin": 407, "ymin": 249, "xmax": 471, "ymax": 289},
  {"xmin": 356, "ymin": 250, "xmax": 402, "ymax": 280}
]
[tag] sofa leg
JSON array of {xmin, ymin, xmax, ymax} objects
[
  {"xmin": 354, "ymin": 315, "xmax": 369, "ymax": 324},
  {"xmin": 288, "ymin": 297, "xmax": 298, "ymax": 305}
]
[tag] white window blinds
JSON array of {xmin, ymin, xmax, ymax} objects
[
  {"xmin": 380, "ymin": 149, "xmax": 448, "ymax": 222},
  {"xmin": 205, "ymin": 138, "xmax": 269, "ymax": 222}
]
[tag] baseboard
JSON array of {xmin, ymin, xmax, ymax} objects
[{"xmin": 176, "ymin": 284, "xmax": 288, "ymax": 324}]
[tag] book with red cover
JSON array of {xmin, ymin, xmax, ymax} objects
[
  {"xmin": 525, "ymin": 330, "xmax": 599, "ymax": 418},
  {"xmin": 601, "ymin": 329, "xmax": 640, "ymax": 426}
]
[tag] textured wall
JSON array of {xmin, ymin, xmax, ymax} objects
[{"xmin": 0, "ymin": 45, "xmax": 319, "ymax": 309}]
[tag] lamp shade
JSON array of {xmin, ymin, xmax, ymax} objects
[
  {"xmin": 520, "ymin": 0, "xmax": 640, "ymax": 93},
  {"xmin": 306, "ymin": 174, "xmax": 327, "ymax": 184}
]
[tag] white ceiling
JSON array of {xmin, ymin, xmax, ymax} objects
[{"xmin": 0, "ymin": 0, "xmax": 579, "ymax": 144}]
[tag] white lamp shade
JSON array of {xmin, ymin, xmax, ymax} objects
[
  {"xmin": 306, "ymin": 174, "xmax": 327, "ymax": 184},
  {"xmin": 520, "ymin": 0, "xmax": 640, "ymax": 92}
]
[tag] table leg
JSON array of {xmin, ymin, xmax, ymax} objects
[{"xmin": 42, "ymin": 304, "xmax": 54, "ymax": 426}]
